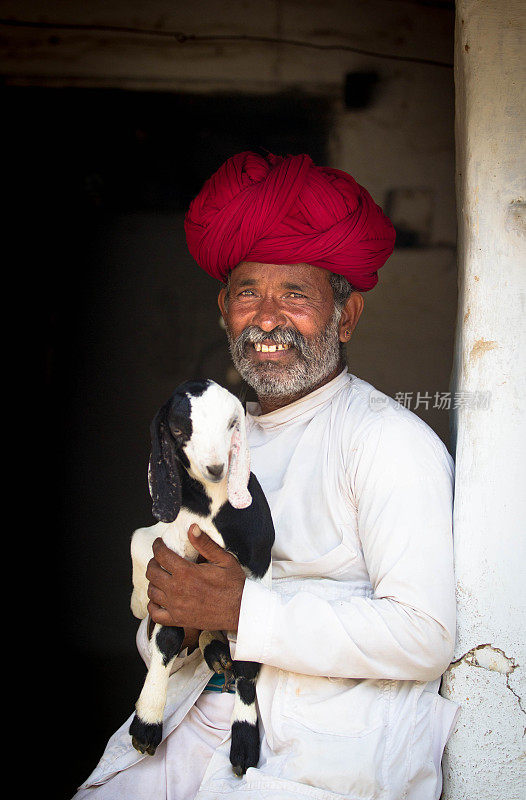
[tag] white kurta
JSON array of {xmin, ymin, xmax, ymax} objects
[{"xmin": 77, "ymin": 370, "xmax": 459, "ymax": 799}]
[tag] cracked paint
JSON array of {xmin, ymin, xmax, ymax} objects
[
  {"xmin": 453, "ymin": 643, "xmax": 517, "ymax": 674},
  {"xmin": 449, "ymin": 644, "xmax": 525, "ymax": 715}
]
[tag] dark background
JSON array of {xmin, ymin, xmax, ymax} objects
[{"xmin": 8, "ymin": 86, "xmax": 332, "ymax": 798}]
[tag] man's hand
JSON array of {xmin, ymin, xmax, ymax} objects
[{"xmin": 146, "ymin": 524, "xmax": 246, "ymax": 632}]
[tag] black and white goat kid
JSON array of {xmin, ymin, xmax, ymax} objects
[{"xmin": 129, "ymin": 379, "xmax": 275, "ymax": 776}]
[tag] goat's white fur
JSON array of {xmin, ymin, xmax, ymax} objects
[
  {"xmin": 174, "ymin": 387, "xmax": 251, "ymax": 509},
  {"xmin": 232, "ymin": 693, "xmax": 258, "ymax": 726},
  {"xmin": 130, "ymin": 383, "xmax": 260, "ymax": 740}
]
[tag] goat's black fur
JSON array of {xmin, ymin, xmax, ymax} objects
[{"xmin": 130, "ymin": 379, "xmax": 275, "ymax": 777}]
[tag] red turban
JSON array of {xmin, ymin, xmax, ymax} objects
[{"xmin": 184, "ymin": 151, "xmax": 395, "ymax": 291}]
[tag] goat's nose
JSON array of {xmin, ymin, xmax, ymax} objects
[{"xmin": 206, "ymin": 463, "xmax": 224, "ymax": 479}]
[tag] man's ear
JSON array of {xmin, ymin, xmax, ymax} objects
[
  {"xmin": 338, "ymin": 292, "xmax": 364, "ymax": 342},
  {"xmin": 218, "ymin": 287, "xmax": 227, "ymax": 319}
]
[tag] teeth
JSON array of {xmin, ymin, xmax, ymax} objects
[{"xmin": 254, "ymin": 342, "xmax": 290, "ymax": 352}]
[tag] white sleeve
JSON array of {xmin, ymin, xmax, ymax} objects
[{"xmin": 233, "ymin": 414, "xmax": 456, "ymax": 682}]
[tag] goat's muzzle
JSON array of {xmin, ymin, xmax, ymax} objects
[{"xmin": 206, "ymin": 463, "xmax": 225, "ymax": 481}]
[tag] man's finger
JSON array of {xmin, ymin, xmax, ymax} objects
[
  {"xmin": 147, "ymin": 583, "xmax": 167, "ymax": 606},
  {"xmin": 147, "ymin": 600, "xmax": 174, "ymax": 627},
  {"xmin": 188, "ymin": 524, "xmax": 233, "ymax": 565},
  {"xmin": 152, "ymin": 537, "xmax": 188, "ymax": 572},
  {"xmin": 146, "ymin": 557, "xmax": 173, "ymax": 589}
]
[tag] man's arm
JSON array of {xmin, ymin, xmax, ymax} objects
[
  {"xmin": 233, "ymin": 415, "xmax": 456, "ymax": 682},
  {"xmin": 146, "ymin": 416, "xmax": 455, "ymax": 683}
]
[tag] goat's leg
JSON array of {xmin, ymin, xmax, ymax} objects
[
  {"xmin": 230, "ymin": 660, "xmax": 261, "ymax": 776},
  {"xmin": 130, "ymin": 527, "xmax": 158, "ymax": 620},
  {"xmin": 199, "ymin": 630, "xmax": 234, "ymax": 689},
  {"xmin": 130, "ymin": 623, "xmax": 184, "ymax": 755}
]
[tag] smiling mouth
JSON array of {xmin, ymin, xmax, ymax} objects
[{"xmin": 253, "ymin": 343, "xmax": 292, "ymax": 353}]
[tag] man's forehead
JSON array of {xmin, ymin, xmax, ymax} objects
[{"xmin": 230, "ymin": 261, "xmax": 332, "ymax": 290}]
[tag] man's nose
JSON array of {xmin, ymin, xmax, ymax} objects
[{"xmin": 250, "ymin": 296, "xmax": 287, "ymax": 331}]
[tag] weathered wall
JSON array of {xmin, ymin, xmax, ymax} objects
[
  {"xmin": 1, "ymin": 0, "xmax": 453, "ymax": 91},
  {"xmin": 442, "ymin": 2, "xmax": 526, "ymax": 797},
  {"xmin": 2, "ymin": 0, "xmax": 456, "ymax": 442}
]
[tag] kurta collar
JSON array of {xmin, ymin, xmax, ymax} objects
[{"xmin": 246, "ymin": 368, "xmax": 351, "ymax": 430}]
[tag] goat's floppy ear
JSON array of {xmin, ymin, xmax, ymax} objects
[
  {"xmin": 148, "ymin": 401, "xmax": 182, "ymax": 523},
  {"xmin": 227, "ymin": 405, "xmax": 252, "ymax": 509}
]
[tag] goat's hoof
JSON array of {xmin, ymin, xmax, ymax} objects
[
  {"xmin": 201, "ymin": 637, "xmax": 233, "ymax": 675},
  {"xmin": 230, "ymin": 720, "xmax": 260, "ymax": 777},
  {"xmin": 129, "ymin": 714, "xmax": 162, "ymax": 756},
  {"xmin": 222, "ymin": 669, "xmax": 235, "ymax": 692}
]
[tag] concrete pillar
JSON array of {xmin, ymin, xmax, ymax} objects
[{"xmin": 442, "ymin": 2, "xmax": 526, "ymax": 797}]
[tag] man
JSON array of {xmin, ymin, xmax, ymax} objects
[{"xmin": 75, "ymin": 152, "xmax": 458, "ymax": 799}]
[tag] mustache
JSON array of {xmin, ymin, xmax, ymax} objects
[{"xmin": 230, "ymin": 326, "xmax": 310, "ymax": 358}]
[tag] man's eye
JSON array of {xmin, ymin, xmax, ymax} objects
[
  {"xmin": 287, "ymin": 292, "xmax": 306, "ymax": 299},
  {"xmin": 239, "ymin": 289, "xmax": 255, "ymax": 296}
]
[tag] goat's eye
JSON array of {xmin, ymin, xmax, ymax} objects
[
  {"xmin": 171, "ymin": 427, "xmax": 182, "ymax": 437},
  {"xmin": 228, "ymin": 419, "xmax": 236, "ymax": 430}
]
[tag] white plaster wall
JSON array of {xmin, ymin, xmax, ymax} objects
[{"xmin": 442, "ymin": 1, "xmax": 526, "ymax": 797}]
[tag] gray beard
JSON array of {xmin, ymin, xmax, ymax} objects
[{"xmin": 226, "ymin": 309, "xmax": 343, "ymax": 400}]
